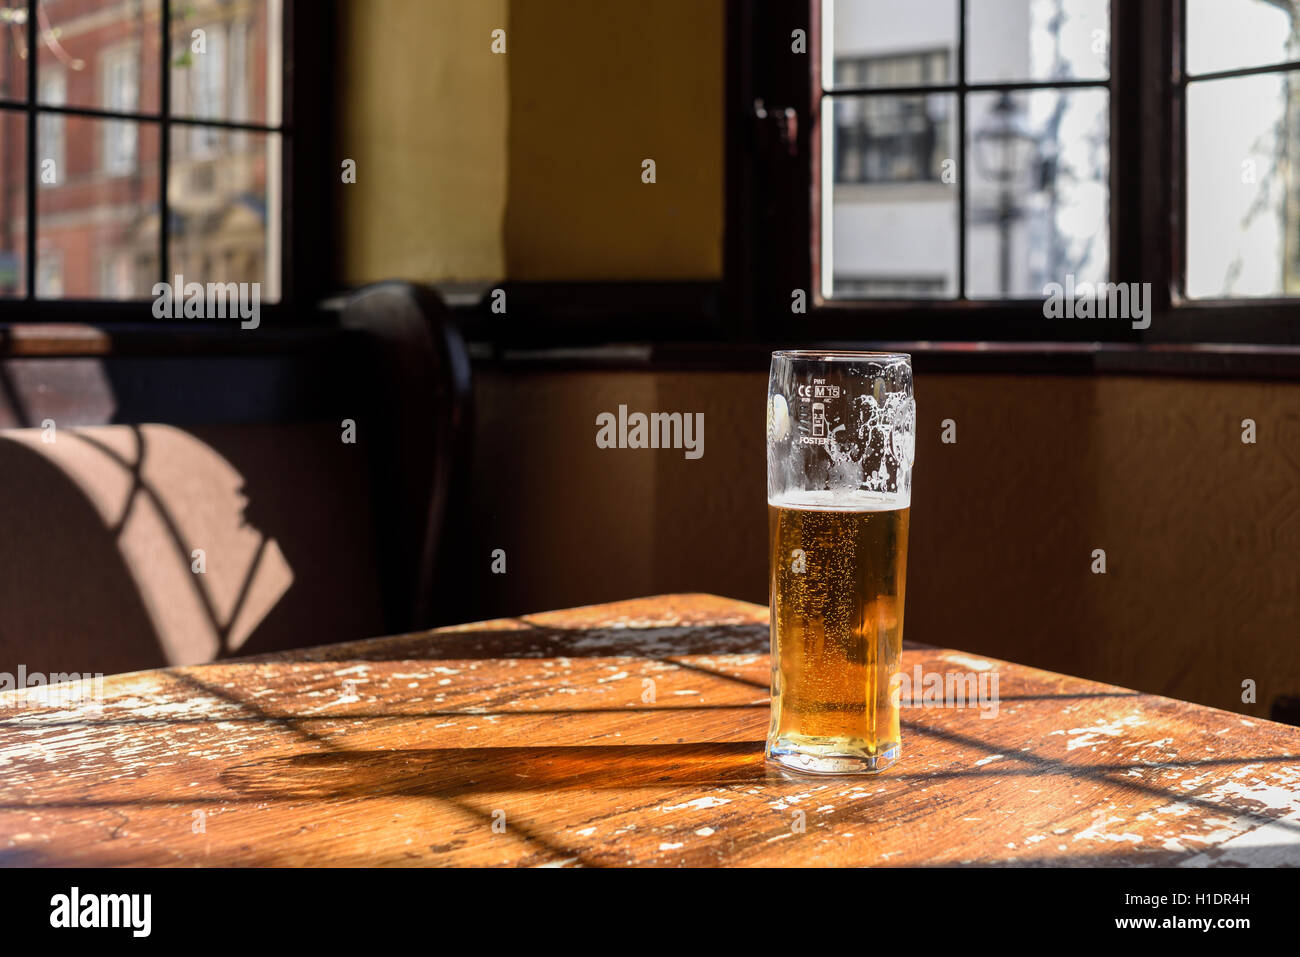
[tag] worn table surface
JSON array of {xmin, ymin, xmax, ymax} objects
[{"xmin": 2, "ymin": 594, "xmax": 1299, "ymax": 866}]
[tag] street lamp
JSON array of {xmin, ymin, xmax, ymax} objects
[{"xmin": 972, "ymin": 92, "xmax": 1040, "ymax": 295}]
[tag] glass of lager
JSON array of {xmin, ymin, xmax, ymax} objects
[{"xmin": 766, "ymin": 351, "xmax": 915, "ymax": 774}]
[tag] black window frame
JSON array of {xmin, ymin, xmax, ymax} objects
[
  {"xmin": 729, "ymin": 0, "xmax": 1300, "ymax": 345},
  {"xmin": 0, "ymin": 0, "xmax": 334, "ymax": 325}
]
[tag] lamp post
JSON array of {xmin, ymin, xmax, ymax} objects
[{"xmin": 973, "ymin": 92, "xmax": 1040, "ymax": 295}]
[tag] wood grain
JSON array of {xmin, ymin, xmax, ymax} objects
[{"xmin": 2, "ymin": 594, "xmax": 1298, "ymax": 867}]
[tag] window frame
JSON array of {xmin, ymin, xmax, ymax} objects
[
  {"xmin": 0, "ymin": 0, "xmax": 334, "ymax": 323},
  {"xmin": 1169, "ymin": 0, "xmax": 1300, "ymax": 326},
  {"xmin": 819, "ymin": 7, "xmax": 1112, "ymax": 304},
  {"xmin": 729, "ymin": 0, "xmax": 1300, "ymax": 345}
]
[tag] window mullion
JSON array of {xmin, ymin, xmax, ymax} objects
[
  {"xmin": 957, "ymin": 0, "xmax": 967, "ymax": 299},
  {"xmin": 24, "ymin": 0, "xmax": 36, "ymax": 300},
  {"xmin": 1110, "ymin": 0, "xmax": 1141, "ymax": 309},
  {"xmin": 160, "ymin": 0, "xmax": 171, "ymax": 293}
]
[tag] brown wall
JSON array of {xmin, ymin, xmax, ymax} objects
[{"xmin": 466, "ymin": 368, "xmax": 1300, "ymax": 721}]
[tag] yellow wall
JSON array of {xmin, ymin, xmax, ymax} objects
[
  {"xmin": 337, "ymin": 0, "xmax": 509, "ymax": 284},
  {"xmin": 503, "ymin": 0, "xmax": 724, "ymax": 279},
  {"xmin": 337, "ymin": 0, "xmax": 724, "ymax": 284}
]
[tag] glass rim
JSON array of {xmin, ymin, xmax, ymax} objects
[{"xmin": 771, "ymin": 350, "xmax": 911, "ymax": 362}]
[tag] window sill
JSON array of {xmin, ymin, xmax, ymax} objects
[{"xmin": 470, "ymin": 339, "xmax": 1300, "ymax": 379}]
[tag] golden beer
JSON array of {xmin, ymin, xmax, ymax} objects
[{"xmin": 767, "ymin": 497, "xmax": 909, "ymax": 773}]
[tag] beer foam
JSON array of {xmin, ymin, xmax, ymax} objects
[{"xmin": 768, "ymin": 488, "xmax": 910, "ymax": 511}]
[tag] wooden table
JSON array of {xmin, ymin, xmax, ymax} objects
[{"xmin": 3, "ymin": 594, "xmax": 1299, "ymax": 867}]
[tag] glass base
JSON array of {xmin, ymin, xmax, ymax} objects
[{"xmin": 766, "ymin": 739, "xmax": 900, "ymax": 775}]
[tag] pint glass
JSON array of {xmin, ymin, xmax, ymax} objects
[{"xmin": 766, "ymin": 351, "xmax": 915, "ymax": 774}]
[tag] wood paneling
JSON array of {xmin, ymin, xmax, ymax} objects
[{"xmin": 462, "ymin": 370, "xmax": 1300, "ymax": 719}]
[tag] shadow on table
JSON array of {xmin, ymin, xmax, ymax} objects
[
  {"xmin": 215, "ymin": 738, "xmax": 1300, "ymax": 800},
  {"xmin": 219, "ymin": 742, "xmax": 771, "ymax": 796},
  {"xmin": 254, "ymin": 621, "xmax": 772, "ymax": 662}
]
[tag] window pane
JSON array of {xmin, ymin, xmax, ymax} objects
[
  {"xmin": 36, "ymin": 116, "xmax": 160, "ymax": 299},
  {"xmin": 0, "ymin": 108, "xmax": 25, "ymax": 296},
  {"xmin": 169, "ymin": 127, "xmax": 280, "ymax": 300},
  {"xmin": 1186, "ymin": 72, "xmax": 1300, "ymax": 298},
  {"xmin": 966, "ymin": 88, "xmax": 1108, "ymax": 298},
  {"xmin": 0, "ymin": 6, "xmax": 26, "ymax": 102},
  {"xmin": 967, "ymin": 0, "xmax": 1109, "ymax": 83},
  {"xmin": 824, "ymin": 92, "xmax": 958, "ymax": 298},
  {"xmin": 36, "ymin": 0, "xmax": 161, "ymax": 113},
  {"xmin": 1187, "ymin": 0, "xmax": 1299, "ymax": 76},
  {"xmin": 826, "ymin": 0, "xmax": 957, "ymax": 88},
  {"xmin": 170, "ymin": 0, "xmax": 282, "ymax": 126},
  {"xmin": 37, "ymin": 75, "xmax": 67, "ymax": 190}
]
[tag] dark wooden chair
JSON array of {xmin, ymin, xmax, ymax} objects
[{"xmin": 339, "ymin": 281, "xmax": 475, "ymax": 632}]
